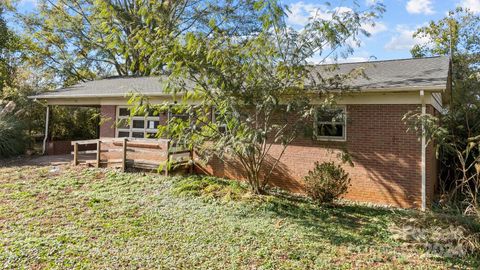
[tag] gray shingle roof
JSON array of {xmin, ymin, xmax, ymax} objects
[
  {"xmin": 308, "ymin": 56, "xmax": 450, "ymax": 91},
  {"xmin": 31, "ymin": 56, "xmax": 450, "ymax": 100},
  {"xmin": 31, "ymin": 76, "xmax": 169, "ymax": 99}
]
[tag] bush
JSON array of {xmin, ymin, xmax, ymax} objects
[
  {"xmin": 304, "ymin": 161, "xmax": 351, "ymax": 204},
  {"xmin": 172, "ymin": 175, "xmax": 246, "ymax": 201},
  {"xmin": 0, "ymin": 101, "xmax": 26, "ymax": 158}
]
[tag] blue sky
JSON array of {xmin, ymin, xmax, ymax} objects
[
  {"xmin": 13, "ymin": 0, "xmax": 480, "ymax": 63},
  {"xmin": 282, "ymin": 0, "xmax": 480, "ymax": 63}
]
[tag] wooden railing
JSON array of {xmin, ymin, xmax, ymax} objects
[{"xmin": 71, "ymin": 138, "xmax": 193, "ymax": 176}]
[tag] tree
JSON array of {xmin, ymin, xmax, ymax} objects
[
  {"xmin": 407, "ymin": 8, "xmax": 480, "ymax": 216},
  {"xmin": 13, "ymin": 0, "xmax": 263, "ymax": 86},
  {"xmin": 0, "ymin": 4, "xmax": 18, "ymax": 94},
  {"xmin": 130, "ymin": 0, "xmax": 384, "ymax": 194}
]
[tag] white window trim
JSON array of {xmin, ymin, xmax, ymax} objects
[
  {"xmin": 116, "ymin": 106, "xmax": 160, "ymax": 138},
  {"xmin": 313, "ymin": 105, "xmax": 347, "ymax": 142}
]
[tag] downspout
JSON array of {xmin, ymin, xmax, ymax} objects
[
  {"xmin": 42, "ymin": 105, "xmax": 50, "ymax": 155},
  {"xmin": 420, "ymin": 90, "xmax": 426, "ymax": 211}
]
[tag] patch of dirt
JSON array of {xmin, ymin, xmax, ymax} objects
[{"xmin": 0, "ymin": 154, "xmax": 94, "ymax": 167}]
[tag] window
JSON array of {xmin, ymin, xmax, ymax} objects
[
  {"xmin": 116, "ymin": 106, "xmax": 161, "ymax": 138},
  {"xmin": 314, "ymin": 106, "xmax": 346, "ymax": 141}
]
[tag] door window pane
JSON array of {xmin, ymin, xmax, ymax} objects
[
  {"xmin": 146, "ymin": 132, "xmax": 157, "ymax": 138},
  {"xmin": 147, "ymin": 120, "xmax": 159, "ymax": 129},
  {"xmin": 119, "ymin": 108, "xmax": 130, "ymax": 116},
  {"xmin": 132, "ymin": 132, "xmax": 144, "ymax": 138},
  {"xmin": 132, "ymin": 120, "xmax": 145, "ymax": 129},
  {"xmin": 118, "ymin": 131, "xmax": 130, "ymax": 138}
]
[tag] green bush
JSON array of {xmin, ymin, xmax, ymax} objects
[
  {"xmin": 172, "ymin": 175, "xmax": 246, "ymax": 201},
  {"xmin": 0, "ymin": 101, "xmax": 26, "ymax": 158},
  {"xmin": 304, "ymin": 161, "xmax": 351, "ymax": 204}
]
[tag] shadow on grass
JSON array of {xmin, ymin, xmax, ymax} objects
[
  {"xmin": 170, "ymin": 174, "xmax": 479, "ymax": 267},
  {"xmin": 257, "ymin": 192, "xmax": 480, "ymax": 268},
  {"xmin": 258, "ymin": 191, "xmax": 400, "ymax": 246}
]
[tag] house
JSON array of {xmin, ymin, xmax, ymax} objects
[{"xmin": 30, "ymin": 56, "xmax": 451, "ymax": 209}]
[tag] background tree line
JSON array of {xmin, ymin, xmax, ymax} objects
[{"xmin": 406, "ymin": 7, "xmax": 480, "ymax": 217}]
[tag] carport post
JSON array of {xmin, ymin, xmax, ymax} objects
[{"xmin": 42, "ymin": 105, "xmax": 50, "ymax": 155}]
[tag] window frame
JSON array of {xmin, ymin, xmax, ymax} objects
[
  {"xmin": 313, "ymin": 105, "xmax": 347, "ymax": 142},
  {"xmin": 115, "ymin": 106, "xmax": 161, "ymax": 138}
]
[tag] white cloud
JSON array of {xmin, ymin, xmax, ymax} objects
[
  {"xmin": 365, "ymin": 0, "xmax": 383, "ymax": 6},
  {"xmin": 362, "ymin": 22, "xmax": 387, "ymax": 35},
  {"xmin": 406, "ymin": 0, "xmax": 435, "ymax": 15},
  {"xmin": 286, "ymin": 2, "xmax": 354, "ymax": 28},
  {"xmin": 287, "ymin": 2, "xmax": 386, "ymax": 37},
  {"xmin": 287, "ymin": 2, "xmax": 326, "ymax": 27},
  {"xmin": 459, "ymin": 0, "xmax": 480, "ymax": 13},
  {"xmin": 384, "ymin": 25, "xmax": 429, "ymax": 51}
]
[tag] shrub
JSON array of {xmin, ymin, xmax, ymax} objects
[
  {"xmin": 172, "ymin": 175, "xmax": 246, "ymax": 201},
  {"xmin": 0, "ymin": 101, "xmax": 26, "ymax": 158},
  {"xmin": 304, "ymin": 161, "xmax": 351, "ymax": 204}
]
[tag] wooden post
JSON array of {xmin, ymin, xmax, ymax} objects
[
  {"xmin": 73, "ymin": 142, "xmax": 78, "ymax": 166},
  {"xmin": 122, "ymin": 138, "xmax": 127, "ymax": 172},
  {"xmin": 165, "ymin": 140, "xmax": 170, "ymax": 176},
  {"xmin": 96, "ymin": 140, "xmax": 101, "ymax": 168}
]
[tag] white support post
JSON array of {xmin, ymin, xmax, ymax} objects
[
  {"xmin": 42, "ymin": 105, "xmax": 50, "ymax": 155},
  {"xmin": 420, "ymin": 90, "xmax": 427, "ymax": 211}
]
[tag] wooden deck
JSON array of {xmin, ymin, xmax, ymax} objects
[{"xmin": 71, "ymin": 138, "xmax": 193, "ymax": 175}]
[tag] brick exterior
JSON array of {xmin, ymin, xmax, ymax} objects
[
  {"xmin": 197, "ymin": 104, "xmax": 438, "ymax": 208},
  {"xmin": 100, "ymin": 105, "xmax": 116, "ymax": 138},
  {"xmin": 47, "ymin": 140, "xmax": 96, "ymax": 155},
  {"xmin": 91, "ymin": 103, "xmax": 438, "ymax": 208}
]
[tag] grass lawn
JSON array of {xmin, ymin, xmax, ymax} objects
[{"xmin": 0, "ymin": 164, "xmax": 479, "ymax": 269}]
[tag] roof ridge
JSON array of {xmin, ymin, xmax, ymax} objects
[{"xmin": 311, "ymin": 55, "xmax": 447, "ymax": 67}]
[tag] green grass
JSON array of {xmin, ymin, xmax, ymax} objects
[{"xmin": 0, "ymin": 165, "xmax": 479, "ymax": 269}]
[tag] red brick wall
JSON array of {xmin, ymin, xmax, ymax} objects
[
  {"xmin": 100, "ymin": 105, "xmax": 116, "ymax": 138},
  {"xmin": 47, "ymin": 140, "xmax": 96, "ymax": 155},
  {"xmin": 198, "ymin": 104, "xmax": 437, "ymax": 208}
]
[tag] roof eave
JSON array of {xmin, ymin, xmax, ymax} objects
[
  {"xmin": 29, "ymin": 84, "xmax": 447, "ymax": 101},
  {"xmin": 28, "ymin": 92, "xmax": 173, "ymax": 100}
]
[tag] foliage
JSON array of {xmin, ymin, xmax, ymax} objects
[
  {"xmin": 0, "ymin": 165, "xmax": 478, "ymax": 268},
  {"xmin": 11, "ymin": 0, "xmax": 263, "ymax": 85},
  {"xmin": 50, "ymin": 106, "xmax": 99, "ymax": 140},
  {"xmin": 0, "ymin": 4, "xmax": 19, "ymax": 94},
  {"xmin": 390, "ymin": 212, "xmax": 480, "ymax": 258},
  {"xmin": 304, "ymin": 161, "xmax": 351, "ymax": 204},
  {"xmin": 130, "ymin": 0, "xmax": 384, "ymax": 194},
  {"xmin": 0, "ymin": 101, "xmax": 26, "ymax": 157},
  {"xmin": 406, "ymin": 8, "xmax": 480, "ymax": 218},
  {"xmin": 172, "ymin": 175, "xmax": 246, "ymax": 202}
]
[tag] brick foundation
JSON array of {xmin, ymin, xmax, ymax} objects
[{"xmin": 47, "ymin": 140, "xmax": 96, "ymax": 155}]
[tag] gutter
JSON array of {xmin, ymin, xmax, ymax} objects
[
  {"xmin": 420, "ymin": 90, "xmax": 427, "ymax": 211},
  {"xmin": 28, "ymin": 86, "xmax": 448, "ymax": 102},
  {"xmin": 28, "ymin": 92, "xmax": 175, "ymax": 99}
]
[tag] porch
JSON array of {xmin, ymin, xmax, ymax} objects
[{"xmin": 71, "ymin": 138, "xmax": 194, "ymax": 175}]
